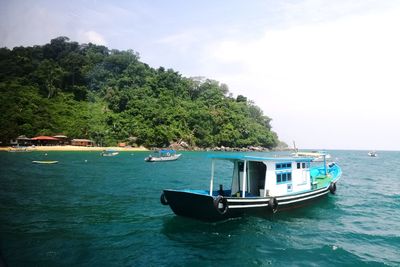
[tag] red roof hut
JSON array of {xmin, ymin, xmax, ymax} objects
[{"xmin": 31, "ymin": 136, "xmax": 61, "ymax": 146}]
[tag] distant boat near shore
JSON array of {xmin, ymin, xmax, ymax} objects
[
  {"xmin": 145, "ymin": 150, "xmax": 181, "ymax": 162},
  {"xmin": 101, "ymin": 149, "xmax": 119, "ymax": 156},
  {"xmin": 8, "ymin": 146, "xmax": 33, "ymax": 152},
  {"xmin": 368, "ymin": 151, "xmax": 377, "ymax": 157}
]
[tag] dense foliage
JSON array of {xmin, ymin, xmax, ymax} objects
[{"xmin": 0, "ymin": 37, "xmax": 279, "ymax": 148}]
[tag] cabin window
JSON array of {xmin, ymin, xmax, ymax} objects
[
  {"xmin": 276, "ymin": 172, "xmax": 292, "ymax": 184},
  {"xmin": 276, "ymin": 163, "xmax": 291, "ymax": 170},
  {"xmin": 296, "ymin": 162, "xmax": 309, "ymax": 169}
]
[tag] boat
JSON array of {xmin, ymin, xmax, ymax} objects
[
  {"xmin": 145, "ymin": 150, "xmax": 181, "ymax": 162},
  {"xmin": 291, "ymin": 142, "xmax": 330, "ymax": 162},
  {"xmin": 32, "ymin": 160, "xmax": 58, "ymax": 164},
  {"xmin": 101, "ymin": 149, "xmax": 119, "ymax": 156},
  {"xmin": 160, "ymin": 154, "xmax": 341, "ymax": 221},
  {"xmin": 291, "ymin": 151, "xmax": 331, "ymax": 162},
  {"xmin": 368, "ymin": 151, "xmax": 377, "ymax": 157},
  {"xmin": 8, "ymin": 146, "xmax": 33, "ymax": 152}
]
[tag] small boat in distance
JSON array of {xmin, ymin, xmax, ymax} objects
[
  {"xmin": 8, "ymin": 146, "xmax": 33, "ymax": 152},
  {"xmin": 145, "ymin": 150, "xmax": 181, "ymax": 162},
  {"xmin": 291, "ymin": 151, "xmax": 331, "ymax": 162},
  {"xmin": 101, "ymin": 149, "xmax": 119, "ymax": 157},
  {"xmin": 291, "ymin": 141, "xmax": 330, "ymax": 162},
  {"xmin": 368, "ymin": 151, "xmax": 377, "ymax": 157},
  {"xmin": 32, "ymin": 160, "xmax": 58, "ymax": 164},
  {"xmin": 161, "ymin": 154, "xmax": 341, "ymax": 221}
]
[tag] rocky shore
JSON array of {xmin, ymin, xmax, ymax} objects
[{"xmin": 160, "ymin": 140, "xmax": 283, "ymax": 152}]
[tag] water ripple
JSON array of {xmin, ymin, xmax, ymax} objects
[{"xmin": 0, "ymin": 151, "xmax": 399, "ymax": 266}]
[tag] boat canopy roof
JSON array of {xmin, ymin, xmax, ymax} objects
[{"xmin": 208, "ymin": 154, "xmax": 313, "ymax": 162}]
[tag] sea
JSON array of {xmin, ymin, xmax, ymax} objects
[{"xmin": 0, "ymin": 150, "xmax": 399, "ymax": 266}]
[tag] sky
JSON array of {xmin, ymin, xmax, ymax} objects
[{"xmin": 1, "ymin": 0, "xmax": 400, "ymax": 150}]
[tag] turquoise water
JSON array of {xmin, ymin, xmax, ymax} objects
[{"xmin": 0, "ymin": 150, "xmax": 399, "ymax": 266}]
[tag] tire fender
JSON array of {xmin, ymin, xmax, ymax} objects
[
  {"xmin": 160, "ymin": 192, "xmax": 168, "ymax": 205},
  {"xmin": 269, "ymin": 197, "xmax": 278, "ymax": 213},
  {"xmin": 329, "ymin": 182, "xmax": 337, "ymax": 194},
  {"xmin": 214, "ymin": 196, "xmax": 228, "ymax": 215}
]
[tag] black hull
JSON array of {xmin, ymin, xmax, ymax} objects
[
  {"xmin": 163, "ymin": 190, "xmax": 240, "ymax": 221},
  {"xmin": 162, "ymin": 186, "xmax": 334, "ymax": 221}
]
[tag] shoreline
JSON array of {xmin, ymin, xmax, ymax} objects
[
  {"xmin": 1, "ymin": 145, "xmax": 149, "ymax": 152},
  {"xmin": 1, "ymin": 145, "xmax": 290, "ymax": 153}
]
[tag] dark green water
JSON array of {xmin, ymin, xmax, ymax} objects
[{"xmin": 0, "ymin": 150, "xmax": 399, "ymax": 266}]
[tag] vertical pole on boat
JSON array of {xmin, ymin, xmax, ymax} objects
[
  {"xmin": 263, "ymin": 162, "xmax": 268, "ymax": 197},
  {"xmin": 247, "ymin": 162, "xmax": 251, "ymax": 194},
  {"xmin": 242, "ymin": 160, "xmax": 247, "ymax": 198},
  {"xmin": 323, "ymin": 154, "xmax": 327, "ymax": 176},
  {"xmin": 209, "ymin": 159, "xmax": 214, "ymax": 196}
]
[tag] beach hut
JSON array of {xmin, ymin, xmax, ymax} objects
[
  {"xmin": 71, "ymin": 139, "xmax": 94, "ymax": 147},
  {"xmin": 53, "ymin": 135, "xmax": 69, "ymax": 145},
  {"xmin": 10, "ymin": 135, "xmax": 33, "ymax": 146},
  {"xmin": 31, "ymin": 136, "xmax": 61, "ymax": 146},
  {"xmin": 118, "ymin": 142, "xmax": 126, "ymax": 147}
]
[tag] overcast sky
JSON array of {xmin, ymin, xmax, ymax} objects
[{"xmin": 1, "ymin": 0, "xmax": 400, "ymax": 150}]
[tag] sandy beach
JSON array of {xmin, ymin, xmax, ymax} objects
[{"xmin": 0, "ymin": 145, "xmax": 149, "ymax": 152}]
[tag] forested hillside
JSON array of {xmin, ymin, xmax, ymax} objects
[{"xmin": 0, "ymin": 37, "xmax": 279, "ymax": 148}]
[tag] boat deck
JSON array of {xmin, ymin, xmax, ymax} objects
[{"xmin": 314, "ymin": 174, "xmax": 332, "ymax": 188}]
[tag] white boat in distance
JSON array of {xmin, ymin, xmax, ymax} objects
[
  {"xmin": 291, "ymin": 151, "xmax": 331, "ymax": 162},
  {"xmin": 145, "ymin": 150, "xmax": 181, "ymax": 162},
  {"xmin": 291, "ymin": 141, "xmax": 330, "ymax": 162},
  {"xmin": 101, "ymin": 150, "xmax": 119, "ymax": 156},
  {"xmin": 368, "ymin": 151, "xmax": 377, "ymax": 157},
  {"xmin": 32, "ymin": 160, "xmax": 58, "ymax": 164},
  {"xmin": 8, "ymin": 146, "xmax": 33, "ymax": 152}
]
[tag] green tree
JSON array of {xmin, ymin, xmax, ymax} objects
[
  {"xmin": 35, "ymin": 59, "xmax": 64, "ymax": 98},
  {"xmin": 0, "ymin": 36, "xmax": 280, "ymax": 149}
]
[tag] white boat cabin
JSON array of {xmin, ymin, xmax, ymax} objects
[{"xmin": 209, "ymin": 155, "xmax": 319, "ymax": 198}]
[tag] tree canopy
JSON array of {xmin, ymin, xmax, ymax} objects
[{"xmin": 0, "ymin": 37, "xmax": 280, "ymax": 149}]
